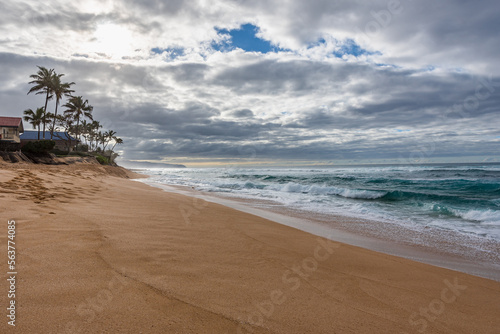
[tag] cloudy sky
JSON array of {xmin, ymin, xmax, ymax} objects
[{"xmin": 1, "ymin": 0, "xmax": 499, "ymax": 167}]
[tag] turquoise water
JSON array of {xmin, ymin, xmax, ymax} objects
[{"xmin": 142, "ymin": 164, "xmax": 500, "ymax": 240}]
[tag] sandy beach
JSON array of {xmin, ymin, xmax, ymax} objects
[{"xmin": 1, "ymin": 163, "xmax": 499, "ymax": 333}]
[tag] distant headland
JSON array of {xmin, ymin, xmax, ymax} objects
[{"xmin": 120, "ymin": 161, "xmax": 186, "ymax": 169}]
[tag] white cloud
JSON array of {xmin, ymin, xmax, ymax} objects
[
  {"xmin": 0, "ymin": 0, "xmax": 499, "ymax": 165},
  {"xmin": 0, "ymin": 0, "xmax": 497, "ymax": 74}
]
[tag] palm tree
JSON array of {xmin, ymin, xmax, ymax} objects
[
  {"xmin": 23, "ymin": 107, "xmax": 45, "ymax": 140},
  {"xmin": 96, "ymin": 130, "xmax": 105, "ymax": 152},
  {"xmin": 63, "ymin": 96, "xmax": 93, "ymax": 143},
  {"xmin": 53, "ymin": 114, "xmax": 76, "ymax": 154},
  {"xmin": 50, "ymin": 74, "xmax": 74, "ymax": 140},
  {"xmin": 102, "ymin": 130, "xmax": 117, "ymax": 152},
  {"xmin": 109, "ymin": 136, "xmax": 123, "ymax": 162},
  {"xmin": 80, "ymin": 119, "xmax": 90, "ymax": 146},
  {"xmin": 42, "ymin": 112, "xmax": 55, "ymax": 136},
  {"xmin": 89, "ymin": 120, "xmax": 102, "ymax": 151},
  {"xmin": 111, "ymin": 136, "xmax": 123, "ymax": 152},
  {"xmin": 27, "ymin": 66, "xmax": 54, "ymax": 139}
]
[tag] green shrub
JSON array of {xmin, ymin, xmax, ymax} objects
[
  {"xmin": 21, "ymin": 140, "xmax": 56, "ymax": 153},
  {"xmin": 75, "ymin": 144, "xmax": 89, "ymax": 152},
  {"xmin": 51, "ymin": 148, "xmax": 69, "ymax": 155},
  {"xmin": 52, "ymin": 149, "xmax": 92, "ymax": 157},
  {"xmin": 0, "ymin": 142, "xmax": 21, "ymax": 152},
  {"xmin": 96, "ymin": 154, "xmax": 109, "ymax": 165},
  {"xmin": 69, "ymin": 151, "xmax": 91, "ymax": 157}
]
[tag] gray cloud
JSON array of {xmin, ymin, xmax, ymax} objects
[
  {"xmin": 0, "ymin": 0, "xmax": 499, "ymax": 166},
  {"xmin": 230, "ymin": 109, "xmax": 254, "ymax": 118},
  {"xmin": 2, "ymin": 49, "xmax": 498, "ymax": 165}
]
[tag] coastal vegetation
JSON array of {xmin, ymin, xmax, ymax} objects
[
  {"xmin": 22, "ymin": 107, "xmax": 45, "ymax": 140},
  {"xmin": 24, "ymin": 66, "xmax": 122, "ymax": 164},
  {"xmin": 21, "ymin": 140, "xmax": 56, "ymax": 154}
]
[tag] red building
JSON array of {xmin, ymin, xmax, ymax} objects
[{"xmin": 0, "ymin": 117, "xmax": 24, "ymax": 143}]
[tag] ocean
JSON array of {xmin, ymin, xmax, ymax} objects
[{"xmin": 138, "ymin": 163, "xmax": 500, "ymax": 242}]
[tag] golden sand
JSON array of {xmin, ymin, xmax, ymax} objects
[{"xmin": 0, "ymin": 163, "xmax": 499, "ymax": 333}]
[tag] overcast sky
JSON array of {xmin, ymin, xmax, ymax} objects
[{"xmin": 1, "ymin": 0, "xmax": 499, "ymax": 167}]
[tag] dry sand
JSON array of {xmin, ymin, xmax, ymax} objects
[{"xmin": 0, "ymin": 163, "xmax": 499, "ymax": 333}]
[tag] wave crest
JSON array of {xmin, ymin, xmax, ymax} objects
[{"xmin": 278, "ymin": 182, "xmax": 386, "ymax": 199}]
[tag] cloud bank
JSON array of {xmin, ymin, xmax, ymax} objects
[{"xmin": 0, "ymin": 0, "xmax": 499, "ymax": 166}]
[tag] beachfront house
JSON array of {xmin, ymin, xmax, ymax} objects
[
  {"xmin": 0, "ymin": 116, "xmax": 24, "ymax": 143},
  {"xmin": 20, "ymin": 131, "xmax": 79, "ymax": 152}
]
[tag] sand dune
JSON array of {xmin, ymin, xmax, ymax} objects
[{"xmin": 0, "ymin": 164, "xmax": 499, "ymax": 333}]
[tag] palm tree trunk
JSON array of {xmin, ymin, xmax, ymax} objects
[
  {"xmin": 67, "ymin": 134, "xmax": 71, "ymax": 154},
  {"xmin": 51, "ymin": 99, "xmax": 59, "ymax": 140},
  {"xmin": 42, "ymin": 90, "xmax": 50, "ymax": 139},
  {"xmin": 37, "ymin": 124, "xmax": 40, "ymax": 140},
  {"xmin": 75, "ymin": 118, "xmax": 80, "ymax": 151},
  {"xmin": 109, "ymin": 143, "xmax": 117, "ymax": 162}
]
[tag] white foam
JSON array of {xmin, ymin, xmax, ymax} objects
[
  {"xmin": 140, "ymin": 166, "xmax": 500, "ymax": 241},
  {"xmin": 457, "ymin": 209, "xmax": 500, "ymax": 224}
]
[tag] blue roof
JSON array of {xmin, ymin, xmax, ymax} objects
[{"xmin": 20, "ymin": 131, "xmax": 77, "ymax": 141}]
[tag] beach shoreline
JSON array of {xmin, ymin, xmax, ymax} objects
[
  {"xmin": 1, "ymin": 163, "xmax": 499, "ymax": 333},
  {"xmin": 139, "ymin": 179, "xmax": 500, "ymax": 282}
]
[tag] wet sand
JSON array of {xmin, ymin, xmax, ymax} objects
[{"xmin": 141, "ymin": 181, "xmax": 500, "ymax": 282}]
